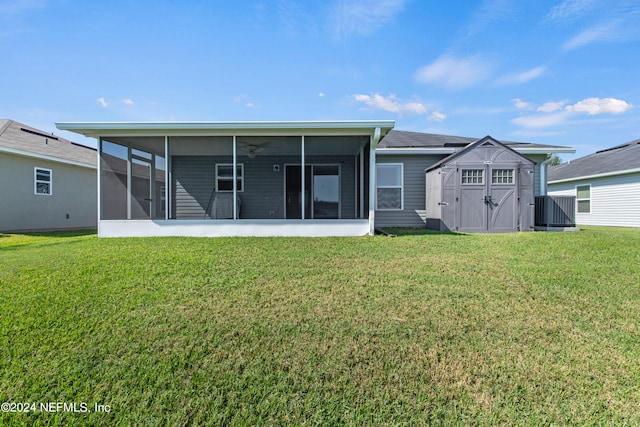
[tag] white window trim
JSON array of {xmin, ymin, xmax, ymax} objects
[
  {"xmin": 461, "ymin": 169, "xmax": 485, "ymax": 185},
  {"xmin": 376, "ymin": 163, "xmax": 404, "ymax": 211},
  {"xmin": 215, "ymin": 163, "xmax": 244, "ymax": 192},
  {"xmin": 34, "ymin": 167, "xmax": 52, "ymax": 195},
  {"xmin": 492, "ymin": 169, "xmax": 514, "ymax": 185},
  {"xmin": 576, "ymin": 184, "xmax": 591, "ymax": 214}
]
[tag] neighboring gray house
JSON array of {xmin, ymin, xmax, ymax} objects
[
  {"xmin": 548, "ymin": 139, "xmax": 640, "ymax": 228},
  {"xmin": 55, "ymin": 121, "xmax": 573, "ymax": 237},
  {"xmin": 0, "ymin": 119, "xmax": 97, "ymax": 232}
]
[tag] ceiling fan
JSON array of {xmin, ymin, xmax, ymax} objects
[{"xmin": 244, "ymin": 144, "xmax": 264, "ymax": 159}]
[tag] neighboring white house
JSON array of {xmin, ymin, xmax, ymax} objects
[
  {"xmin": 548, "ymin": 139, "xmax": 640, "ymax": 228},
  {"xmin": 55, "ymin": 121, "xmax": 574, "ymax": 237},
  {"xmin": 0, "ymin": 119, "xmax": 97, "ymax": 232}
]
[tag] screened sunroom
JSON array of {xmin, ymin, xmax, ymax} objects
[{"xmin": 56, "ymin": 121, "xmax": 394, "ymax": 237}]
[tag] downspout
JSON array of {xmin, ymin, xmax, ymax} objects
[
  {"xmin": 539, "ymin": 155, "xmax": 553, "ymax": 196},
  {"xmin": 368, "ymin": 127, "xmax": 382, "ymax": 235}
]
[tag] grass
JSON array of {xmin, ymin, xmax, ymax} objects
[{"xmin": 1, "ymin": 227, "xmax": 639, "ymax": 425}]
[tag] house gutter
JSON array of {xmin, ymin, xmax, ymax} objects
[
  {"xmin": 0, "ymin": 145, "xmax": 97, "ymax": 169},
  {"xmin": 549, "ymin": 167, "xmax": 640, "ymax": 184},
  {"xmin": 375, "ymin": 147, "xmax": 575, "ymax": 156}
]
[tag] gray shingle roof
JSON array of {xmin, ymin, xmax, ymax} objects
[
  {"xmin": 378, "ymin": 129, "xmax": 571, "ymax": 151},
  {"xmin": 0, "ymin": 119, "xmax": 96, "ymax": 167},
  {"xmin": 548, "ymin": 138, "xmax": 640, "ymax": 182}
]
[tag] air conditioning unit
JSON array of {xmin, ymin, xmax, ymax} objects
[{"xmin": 535, "ymin": 196, "xmax": 576, "ymax": 227}]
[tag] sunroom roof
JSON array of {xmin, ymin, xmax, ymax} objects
[{"xmin": 56, "ymin": 120, "xmax": 396, "ymax": 138}]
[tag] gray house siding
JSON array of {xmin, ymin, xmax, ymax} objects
[
  {"xmin": 0, "ymin": 152, "xmax": 96, "ymax": 232},
  {"xmin": 172, "ymin": 155, "xmax": 357, "ymax": 220},
  {"xmin": 375, "ymin": 155, "xmax": 440, "ymax": 228}
]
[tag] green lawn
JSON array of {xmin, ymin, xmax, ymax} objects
[{"xmin": 1, "ymin": 228, "xmax": 639, "ymax": 426}]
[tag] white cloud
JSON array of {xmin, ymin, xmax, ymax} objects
[
  {"xmin": 496, "ymin": 66, "xmax": 546, "ymax": 85},
  {"xmin": 123, "ymin": 98, "xmax": 134, "ymax": 105},
  {"xmin": 246, "ymin": 102, "xmax": 256, "ymax": 108},
  {"xmin": 354, "ymin": 93, "xmax": 427, "ymax": 115},
  {"xmin": 560, "ymin": 4, "xmax": 640, "ymax": 51},
  {"xmin": 234, "ymin": 94, "xmax": 250, "ymax": 104},
  {"xmin": 537, "ymin": 101, "xmax": 565, "ymax": 112},
  {"xmin": 545, "ymin": 0, "xmax": 596, "ymax": 22},
  {"xmin": 318, "ymin": 92, "xmax": 325, "ymax": 97},
  {"xmin": 511, "ymin": 97, "xmax": 633, "ymax": 129},
  {"xmin": 97, "ymin": 97, "xmax": 108, "ymax": 108},
  {"xmin": 511, "ymin": 112, "xmax": 571, "ymax": 129},
  {"xmin": 512, "ymin": 98, "xmax": 534, "ymax": 110},
  {"xmin": 464, "ymin": 0, "xmax": 514, "ymax": 38},
  {"xmin": 415, "ymin": 54, "xmax": 494, "ymax": 90},
  {"xmin": 428, "ymin": 111, "xmax": 447, "ymax": 122},
  {"xmin": 562, "ymin": 20, "xmax": 619, "ymax": 51},
  {"xmin": 564, "ymin": 97, "xmax": 632, "ymax": 115},
  {"xmin": 330, "ymin": 0, "xmax": 407, "ymax": 40}
]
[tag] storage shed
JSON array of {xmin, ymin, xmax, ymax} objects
[{"xmin": 425, "ymin": 136, "xmax": 535, "ymax": 233}]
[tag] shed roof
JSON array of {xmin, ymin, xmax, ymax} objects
[
  {"xmin": 548, "ymin": 138, "xmax": 640, "ymax": 183},
  {"xmin": 425, "ymin": 135, "xmax": 534, "ymax": 172},
  {"xmin": 378, "ymin": 130, "xmax": 574, "ymax": 155},
  {"xmin": 0, "ymin": 119, "xmax": 96, "ymax": 168}
]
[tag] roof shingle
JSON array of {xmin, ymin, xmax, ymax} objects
[
  {"xmin": 378, "ymin": 129, "xmax": 571, "ymax": 151},
  {"xmin": 0, "ymin": 119, "xmax": 96, "ymax": 167},
  {"xmin": 548, "ymin": 139, "xmax": 640, "ymax": 182}
]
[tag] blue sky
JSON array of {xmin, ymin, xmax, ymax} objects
[{"xmin": 2, "ymin": 0, "xmax": 639, "ymax": 159}]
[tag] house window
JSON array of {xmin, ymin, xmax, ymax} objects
[
  {"xmin": 492, "ymin": 169, "xmax": 514, "ymax": 184},
  {"xmin": 34, "ymin": 167, "xmax": 52, "ymax": 195},
  {"xmin": 376, "ymin": 163, "xmax": 403, "ymax": 210},
  {"xmin": 576, "ymin": 184, "xmax": 591, "ymax": 213},
  {"xmin": 216, "ymin": 164, "xmax": 243, "ymax": 192},
  {"xmin": 461, "ymin": 169, "xmax": 484, "ymax": 185}
]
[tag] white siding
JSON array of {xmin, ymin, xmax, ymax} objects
[{"xmin": 548, "ymin": 173, "xmax": 640, "ymax": 227}]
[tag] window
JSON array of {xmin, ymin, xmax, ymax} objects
[
  {"xmin": 376, "ymin": 163, "xmax": 403, "ymax": 210},
  {"xmin": 34, "ymin": 167, "xmax": 52, "ymax": 195},
  {"xmin": 492, "ymin": 169, "xmax": 514, "ymax": 184},
  {"xmin": 216, "ymin": 164, "xmax": 243, "ymax": 192},
  {"xmin": 461, "ymin": 169, "xmax": 484, "ymax": 185},
  {"xmin": 576, "ymin": 184, "xmax": 591, "ymax": 213}
]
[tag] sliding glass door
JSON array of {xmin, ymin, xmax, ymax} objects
[{"xmin": 285, "ymin": 165, "xmax": 340, "ymax": 219}]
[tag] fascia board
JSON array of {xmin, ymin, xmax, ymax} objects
[
  {"xmin": 376, "ymin": 148, "xmax": 456, "ymax": 155},
  {"xmin": 0, "ymin": 146, "xmax": 96, "ymax": 169},
  {"xmin": 549, "ymin": 167, "xmax": 640, "ymax": 184},
  {"xmin": 56, "ymin": 121, "xmax": 396, "ymax": 137},
  {"xmin": 514, "ymin": 147, "xmax": 576, "ymax": 154}
]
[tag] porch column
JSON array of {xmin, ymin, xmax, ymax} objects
[
  {"xmin": 368, "ymin": 127, "xmax": 381, "ymax": 235},
  {"xmin": 301, "ymin": 135, "xmax": 305, "ymax": 220},
  {"xmin": 126, "ymin": 146, "xmax": 132, "ymax": 219},
  {"xmin": 233, "ymin": 135, "xmax": 237, "ymax": 220},
  {"xmin": 165, "ymin": 136, "xmax": 170, "ymax": 220},
  {"xmin": 359, "ymin": 144, "xmax": 365, "ymax": 219},
  {"xmin": 97, "ymin": 138, "xmax": 103, "ymax": 224}
]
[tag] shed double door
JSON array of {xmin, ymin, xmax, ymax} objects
[{"xmin": 458, "ymin": 165, "xmax": 520, "ymax": 232}]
